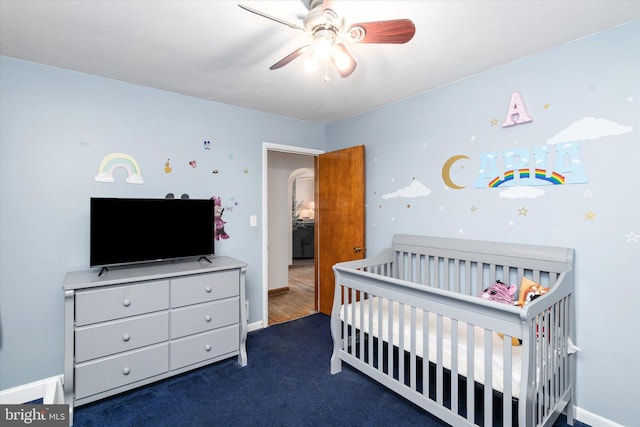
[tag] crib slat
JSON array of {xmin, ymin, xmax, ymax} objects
[
  {"xmin": 484, "ymin": 329, "xmax": 493, "ymax": 427},
  {"xmin": 535, "ymin": 319, "xmax": 543, "ymax": 424},
  {"xmin": 411, "ymin": 253, "xmax": 418, "ymax": 283},
  {"xmin": 423, "ymin": 309, "xmax": 430, "ymax": 399},
  {"xmin": 359, "ymin": 292, "xmax": 365, "ymax": 362},
  {"xmin": 350, "ymin": 288, "xmax": 357, "ymax": 353},
  {"xmin": 368, "ymin": 296, "xmax": 374, "ymax": 368},
  {"xmin": 452, "ymin": 258, "xmax": 458, "ymax": 291},
  {"xmin": 562, "ymin": 296, "xmax": 569, "ymax": 392},
  {"xmin": 474, "ymin": 262, "xmax": 483, "ymax": 295},
  {"xmin": 387, "ymin": 299, "xmax": 394, "ymax": 377},
  {"xmin": 451, "ymin": 318, "xmax": 459, "ymax": 414},
  {"xmin": 436, "ymin": 314, "xmax": 444, "ymax": 405},
  {"xmin": 546, "ymin": 308, "xmax": 552, "ymax": 415},
  {"xmin": 342, "ymin": 286, "xmax": 348, "ymax": 353},
  {"xmin": 399, "ymin": 302, "xmax": 405, "ymax": 384},
  {"xmin": 443, "ymin": 258, "xmax": 450, "ymax": 291},
  {"xmin": 503, "ymin": 334, "xmax": 513, "ymax": 426},
  {"xmin": 466, "ymin": 323, "xmax": 475, "ymax": 423},
  {"xmin": 377, "ymin": 296, "xmax": 384, "ymax": 373},
  {"xmin": 489, "ymin": 263, "xmax": 496, "ymax": 285},
  {"xmin": 464, "ymin": 260, "xmax": 471, "ymax": 295},
  {"xmin": 542, "ymin": 314, "xmax": 548, "ymax": 421},
  {"xmin": 410, "ymin": 307, "xmax": 417, "ymax": 390},
  {"xmin": 551, "ymin": 303, "xmax": 558, "ymax": 406}
]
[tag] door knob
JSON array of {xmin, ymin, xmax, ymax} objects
[{"xmin": 353, "ymin": 246, "xmax": 362, "ymax": 253}]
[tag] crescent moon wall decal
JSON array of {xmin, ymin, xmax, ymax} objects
[{"xmin": 442, "ymin": 155, "xmax": 470, "ymax": 189}]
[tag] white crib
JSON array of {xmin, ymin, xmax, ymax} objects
[{"xmin": 330, "ymin": 234, "xmax": 576, "ymax": 427}]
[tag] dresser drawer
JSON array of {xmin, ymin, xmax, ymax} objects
[
  {"xmin": 75, "ymin": 280, "xmax": 169, "ymax": 326},
  {"xmin": 170, "ymin": 270, "xmax": 239, "ymax": 308},
  {"xmin": 170, "ymin": 324, "xmax": 239, "ymax": 370},
  {"xmin": 75, "ymin": 343, "xmax": 168, "ymax": 399},
  {"xmin": 75, "ymin": 312, "xmax": 169, "ymax": 363},
  {"xmin": 170, "ymin": 297, "xmax": 238, "ymax": 339}
]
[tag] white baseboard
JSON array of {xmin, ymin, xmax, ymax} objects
[
  {"xmin": 0, "ymin": 375, "xmax": 65, "ymax": 405},
  {"xmin": 575, "ymin": 406, "xmax": 623, "ymax": 427},
  {"xmin": 247, "ymin": 320, "xmax": 263, "ymax": 332}
]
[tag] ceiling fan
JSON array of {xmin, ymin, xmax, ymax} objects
[{"xmin": 238, "ymin": 0, "xmax": 416, "ymax": 80}]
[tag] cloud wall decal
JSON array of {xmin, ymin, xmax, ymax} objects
[
  {"xmin": 547, "ymin": 116, "xmax": 633, "ymax": 145},
  {"xmin": 499, "ymin": 186, "xmax": 546, "ymax": 199},
  {"xmin": 382, "ymin": 180, "xmax": 432, "ymax": 199}
]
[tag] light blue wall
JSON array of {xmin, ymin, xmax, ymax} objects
[
  {"xmin": 0, "ymin": 57, "xmax": 324, "ymax": 389},
  {"xmin": 327, "ymin": 21, "xmax": 640, "ymax": 426},
  {"xmin": 1, "ymin": 20, "xmax": 638, "ymax": 425}
]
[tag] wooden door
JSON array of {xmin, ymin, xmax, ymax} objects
[{"xmin": 315, "ymin": 145, "xmax": 366, "ymax": 315}]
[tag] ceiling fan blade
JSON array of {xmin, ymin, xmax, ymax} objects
[
  {"xmin": 301, "ymin": 0, "xmax": 331, "ymax": 10},
  {"xmin": 330, "ymin": 43, "xmax": 357, "ymax": 78},
  {"xmin": 348, "ymin": 19, "xmax": 416, "ymax": 44},
  {"xmin": 321, "ymin": 0, "xmax": 334, "ymax": 10},
  {"xmin": 269, "ymin": 46, "xmax": 311, "ymax": 70},
  {"xmin": 238, "ymin": 4, "xmax": 305, "ymax": 31}
]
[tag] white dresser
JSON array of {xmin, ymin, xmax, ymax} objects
[{"xmin": 63, "ymin": 256, "xmax": 247, "ymax": 424}]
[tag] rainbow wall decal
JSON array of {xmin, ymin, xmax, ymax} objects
[
  {"xmin": 488, "ymin": 169, "xmax": 564, "ymax": 188},
  {"xmin": 535, "ymin": 169, "xmax": 565, "ymax": 185},
  {"xmin": 95, "ymin": 152, "xmax": 144, "ymax": 184}
]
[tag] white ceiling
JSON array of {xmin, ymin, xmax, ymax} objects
[{"xmin": 1, "ymin": 1, "xmax": 639, "ymax": 124}]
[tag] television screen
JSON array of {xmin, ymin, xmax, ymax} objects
[{"xmin": 90, "ymin": 198, "xmax": 215, "ymax": 268}]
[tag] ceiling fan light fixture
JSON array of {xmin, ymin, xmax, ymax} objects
[
  {"xmin": 304, "ymin": 29, "xmax": 335, "ymax": 74},
  {"xmin": 313, "ymin": 29, "xmax": 335, "ymax": 57},
  {"xmin": 330, "ymin": 46, "xmax": 351, "ymax": 71},
  {"xmin": 238, "ymin": 3, "xmax": 414, "ymax": 78},
  {"xmin": 304, "ymin": 56, "xmax": 320, "ymax": 74},
  {"xmin": 330, "ymin": 43, "xmax": 356, "ymax": 77}
]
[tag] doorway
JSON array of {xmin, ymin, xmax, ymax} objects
[{"xmin": 263, "ymin": 143, "xmax": 323, "ymax": 326}]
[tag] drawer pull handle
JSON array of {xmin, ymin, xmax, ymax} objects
[
  {"xmin": 205, "ymin": 344, "xmax": 212, "ymax": 352},
  {"xmin": 122, "ymin": 334, "xmax": 130, "ymax": 342},
  {"xmin": 123, "ymin": 299, "xmax": 131, "ymax": 307},
  {"xmin": 205, "ymin": 286, "xmax": 212, "ymax": 293},
  {"xmin": 123, "ymin": 367, "xmax": 131, "ymax": 375},
  {"xmin": 205, "ymin": 315, "xmax": 212, "ymax": 322}
]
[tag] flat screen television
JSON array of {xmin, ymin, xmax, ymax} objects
[{"xmin": 90, "ymin": 197, "xmax": 215, "ymax": 268}]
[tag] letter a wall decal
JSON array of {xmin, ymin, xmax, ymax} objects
[{"xmin": 503, "ymin": 91, "xmax": 533, "ymax": 127}]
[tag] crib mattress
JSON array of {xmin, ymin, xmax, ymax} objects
[{"xmin": 340, "ymin": 297, "xmax": 523, "ymax": 397}]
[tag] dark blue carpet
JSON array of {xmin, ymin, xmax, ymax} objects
[{"xmin": 72, "ymin": 313, "xmax": 587, "ymax": 426}]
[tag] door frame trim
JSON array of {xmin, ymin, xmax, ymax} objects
[{"xmin": 262, "ymin": 143, "xmax": 324, "ymax": 327}]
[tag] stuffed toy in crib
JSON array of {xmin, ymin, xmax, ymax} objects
[
  {"xmin": 479, "ymin": 280, "xmax": 521, "ymax": 346},
  {"xmin": 517, "ymin": 277, "xmax": 549, "ymax": 307},
  {"xmin": 517, "ymin": 277, "xmax": 551, "ymax": 341},
  {"xmin": 480, "ymin": 280, "xmax": 516, "ymax": 304}
]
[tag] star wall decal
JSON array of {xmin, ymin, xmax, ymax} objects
[
  {"xmin": 624, "ymin": 231, "xmax": 639, "ymax": 242},
  {"xmin": 543, "ymin": 103, "xmax": 551, "ymax": 109},
  {"xmin": 518, "ymin": 206, "xmax": 528, "ymax": 216},
  {"xmin": 584, "ymin": 211, "xmax": 596, "ymax": 220},
  {"xmin": 490, "ymin": 118, "xmax": 499, "ymax": 126},
  {"xmin": 582, "ymin": 188, "xmax": 593, "ymax": 198}
]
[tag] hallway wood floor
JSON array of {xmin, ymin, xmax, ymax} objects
[{"xmin": 268, "ymin": 262, "xmax": 316, "ymax": 325}]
